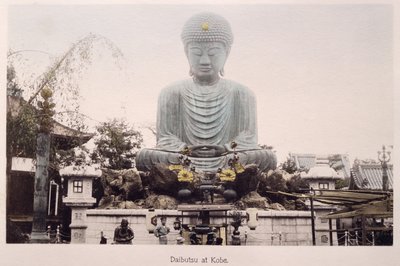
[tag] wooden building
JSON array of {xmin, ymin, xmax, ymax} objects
[{"xmin": 6, "ymin": 95, "xmax": 94, "ymax": 241}]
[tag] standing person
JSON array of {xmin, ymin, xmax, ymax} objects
[
  {"xmin": 154, "ymin": 217, "xmax": 170, "ymax": 245},
  {"xmin": 113, "ymin": 218, "xmax": 134, "ymax": 244}
]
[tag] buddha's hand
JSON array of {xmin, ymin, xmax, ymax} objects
[{"xmin": 188, "ymin": 145, "xmax": 227, "ymax": 158}]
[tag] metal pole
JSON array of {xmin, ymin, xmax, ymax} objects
[
  {"xmin": 345, "ymin": 231, "xmax": 348, "ymax": 246},
  {"xmin": 382, "ymin": 161, "xmax": 388, "ymax": 191},
  {"xmin": 48, "ymin": 181, "xmax": 53, "ymax": 216},
  {"xmin": 355, "ymin": 230, "xmax": 359, "ymax": 245},
  {"xmin": 329, "ymin": 218, "xmax": 333, "ymax": 246},
  {"xmin": 56, "ymin": 225, "xmax": 60, "ymax": 243},
  {"xmin": 55, "ymin": 183, "xmax": 59, "ymax": 216},
  {"xmin": 372, "ymin": 231, "xmax": 375, "ymax": 246},
  {"xmin": 225, "ymin": 210, "xmax": 228, "ymax": 246},
  {"xmin": 310, "ymin": 196, "xmax": 316, "ymax": 246}
]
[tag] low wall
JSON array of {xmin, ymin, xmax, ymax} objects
[{"xmin": 85, "ymin": 209, "xmax": 337, "ymax": 246}]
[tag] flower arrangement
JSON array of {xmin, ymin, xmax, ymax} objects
[
  {"xmin": 219, "ymin": 169, "xmax": 236, "ymax": 182},
  {"xmin": 232, "ymin": 162, "xmax": 245, "ymax": 174},
  {"xmin": 169, "ymin": 164, "xmax": 183, "ymax": 171},
  {"xmin": 177, "ymin": 169, "xmax": 194, "ymax": 182}
]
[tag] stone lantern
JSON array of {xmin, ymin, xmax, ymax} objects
[
  {"xmin": 60, "ymin": 165, "xmax": 101, "ymax": 244},
  {"xmin": 246, "ymin": 208, "xmax": 259, "ymax": 230},
  {"xmin": 146, "ymin": 209, "xmax": 157, "ymax": 234}
]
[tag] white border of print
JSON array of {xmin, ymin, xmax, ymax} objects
[{"xmin": 1, "ymin": 0, "xmax": 399, "ymax": 266}]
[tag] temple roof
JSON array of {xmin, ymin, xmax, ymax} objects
[
  {"xmin": 59, "ymin": 165, "xmax": 102, "ymax": 177},
  {"xmin": 289, "ymin": 153, "xmax": 351, "ymax": 178},
  {"xmin": 350, "ymin": 162, "xmax": 393, "ymax": 190},
  {"xmin": 7, "ymin": 95, "xmax": 94, "ymax": 149}
]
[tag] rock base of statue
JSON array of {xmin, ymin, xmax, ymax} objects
[
  {"xmin": 100, "ymin": 168, "xmax": 143, "ymax": 200},
  {"xmin": 232, "ymin": 164, "xmax": 264, "ymax": 197},
  {"xmin": 235, "ymin": 191, "xmax": 270, "ymax": 209},
  {"xmin": 149, "ymin": 164, "xmax": 180, "ymax": 195},
  {"xmin": 96, "ymin": 162, "xmax": 269, "ymax": 208},
  {"xmin": 144, "ymin": 194, "xmax": 178, "ymax": 209}
]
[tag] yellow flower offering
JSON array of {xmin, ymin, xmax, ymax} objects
[
  {"xmin": 169, "ymin": 164, "xmax": 183, "ymax": 171},
  {"xmin": 219, "ymin": 169, "xmax": 236, "ymax": 182},
  {"xmin": 233, "ymin": 162, "xmax": 245, "ymax": 174},
  {"xmin": 178, "ymin": 169, "xmax": 194, "ymax": 182}
]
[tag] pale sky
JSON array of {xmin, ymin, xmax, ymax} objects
[{"xmin": 7, "ymin": 4, "xmax": 394, "ymax": 163}]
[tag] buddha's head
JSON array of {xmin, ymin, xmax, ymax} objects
[{"xmin": 181, "ymin": 12, "xmax": 233, "ymax": 85}]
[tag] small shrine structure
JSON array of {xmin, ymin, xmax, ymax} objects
[{"xmin": 301, "ymin": 157, "xmax": 344, "ymax": 191}]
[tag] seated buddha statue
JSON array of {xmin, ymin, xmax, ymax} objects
[{"xmin": 136, "ymin": 12, "xmax": 277, "ymax": 173}]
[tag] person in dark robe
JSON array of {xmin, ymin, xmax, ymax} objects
[{"xmin": 113, "ymin": 219, "xmax": 134, "ymax": 244}]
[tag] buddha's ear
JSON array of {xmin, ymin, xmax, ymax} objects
[
  {"xmin": 225, "ymin": 47, "xmax": 231, "ymax": 57},
  {"xmin": 183, "ymin": 44, "xmax": 189, "ymax": 59},
  {"xmin": 220, "ymin": 47, "xmax": 230, "ymax": 77},
  {"xmin": 219, "ymin": 67, "xmax": 225, "ymax": 77}
]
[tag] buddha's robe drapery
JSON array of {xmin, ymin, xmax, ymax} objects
[{"xmin": 136, "ymin": 79, "xmax": 276, "ymax": 172}]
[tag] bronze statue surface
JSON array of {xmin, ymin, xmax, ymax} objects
[{"xmin": 136, "ymin": 12, "xmax": 276, "ymax": 174}]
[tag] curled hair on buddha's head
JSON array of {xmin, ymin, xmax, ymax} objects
[{"xmin": 181, "ymin": 12, "xmax": 233, "ymax": 55}]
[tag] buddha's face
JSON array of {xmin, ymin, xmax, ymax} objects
[{"xmin": 187, "ymin": 41, "xmax": 227, "ymax": 84}]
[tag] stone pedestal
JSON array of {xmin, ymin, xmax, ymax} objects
[
  {"xmin": 60, "ymin": 166, "xmax": 101, "ymax": 244},
  {"xmin": 65, "ymin": 204, "xmax": 94, "ymax": 244}
]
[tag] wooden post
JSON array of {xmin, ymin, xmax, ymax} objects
[
  {"xmin": 329, "ymin": 218, "xmax": 333, "ymax": 246},
  {"xmin": 310, "ymin": 196, "xmax": 316, "ymax": 246}
]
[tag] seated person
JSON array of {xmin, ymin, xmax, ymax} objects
[
  {"xmin": 189, "ymin": 232, "xmax": 201, "ymax": 245},
  {"xmin": 136, "ymin": 12, "xmax": 277, "ymax": 173},
  {"xmin": 206, "ymin": 232, "xmax": 216, "ymax": 245},
  {"xmin": 113, "ymin": 218, "xmax": 134, "ymax": 244}
]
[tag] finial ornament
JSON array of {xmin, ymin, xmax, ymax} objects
[
  {"xmin": 378, "ymin": 145, "xmax": 391, "ymax": 164},
  {"xmin": 202, "ymin": 22, "xmax": 209, "ymax": 31}
]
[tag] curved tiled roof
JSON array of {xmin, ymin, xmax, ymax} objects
[
  {"xmin": 290, "ymin": 153, "xmax": 351, "ymax": 178},
  {"xmin": 351, "ymin": 163, "xmax": 393, "ymax": 190},
  {"xmin": 7, "ymin": 95, "xmax": 94, "ymax": 149}
]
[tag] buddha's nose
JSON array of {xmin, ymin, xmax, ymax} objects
[{"xmin": 199, "ymin": 54, "xmax": 211, "ymax": 65}]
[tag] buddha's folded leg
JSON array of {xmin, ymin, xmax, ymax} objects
[
  {"xmin": 136, "ymin": 149, "xmax": 181, "ymax": 172},
  {"xmin": 237, "ymin": 149, "xmax": 277, "ymax": 172},
  {"xmin": 136, "ymin": 148, "xmax": 277, "ymax": 173}
]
